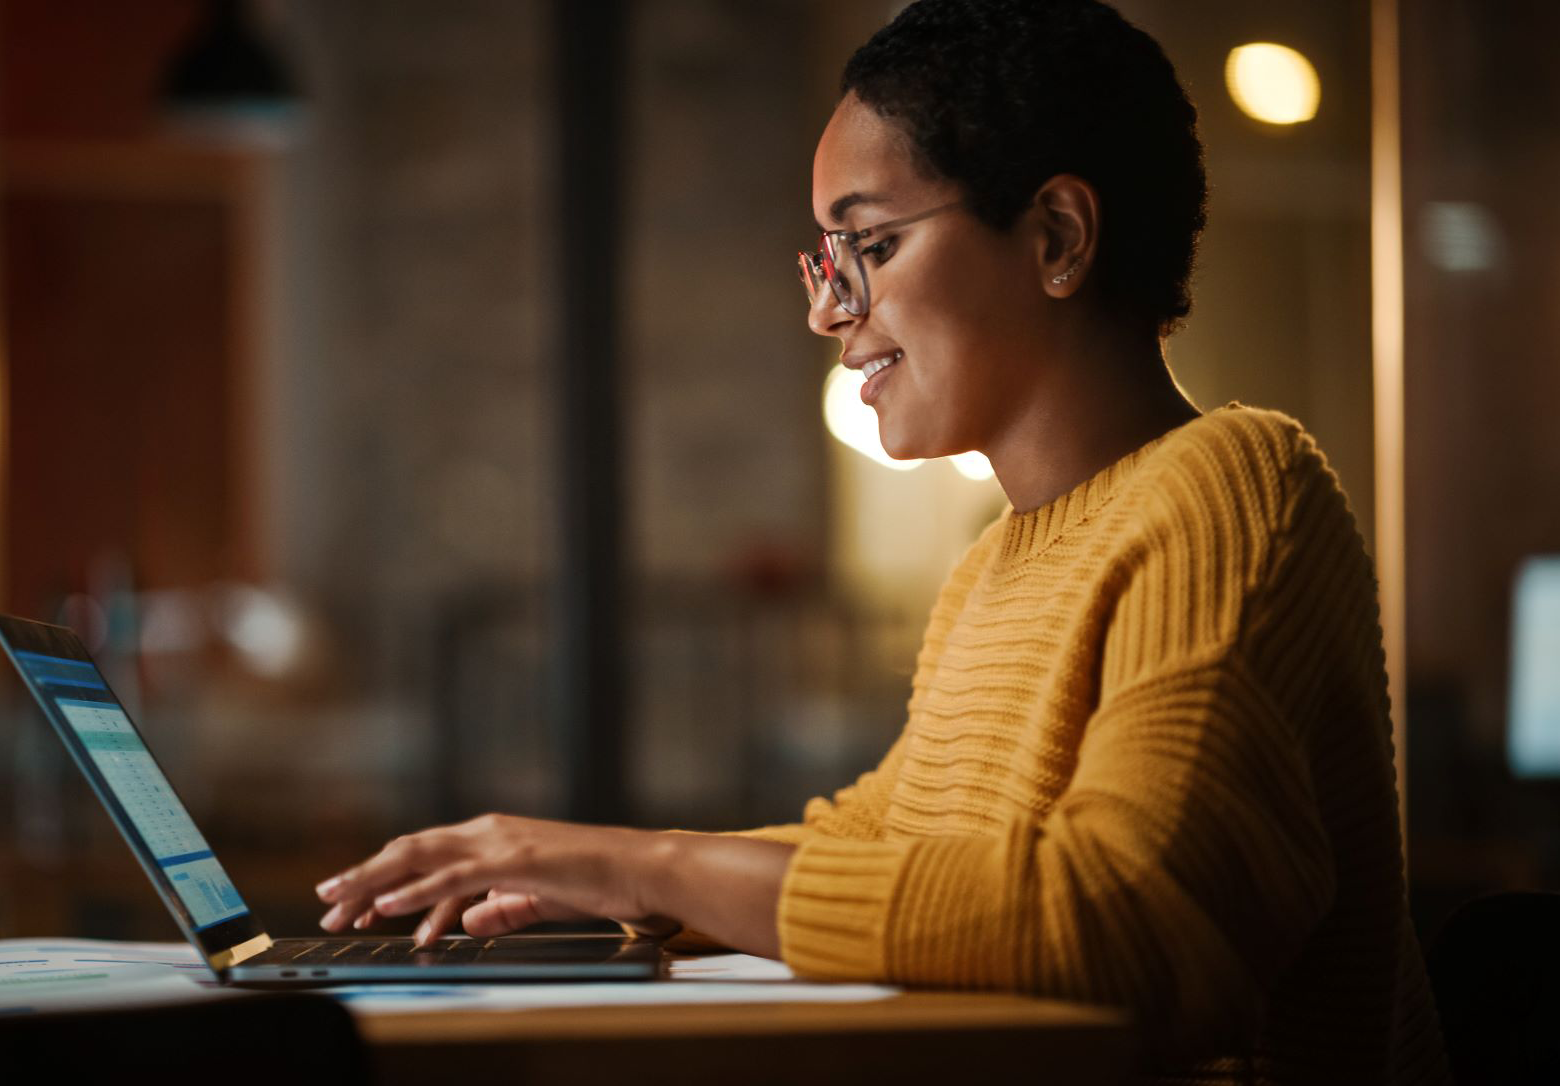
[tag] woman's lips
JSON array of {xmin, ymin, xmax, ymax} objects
[{"xmin": 860, "ymin": 350, "xmax": 903, "ymax": 406}]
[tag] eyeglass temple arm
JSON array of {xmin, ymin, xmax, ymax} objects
[{"xmin": 825, "ymin": 199, "xmax": 964, "ymax": 242}]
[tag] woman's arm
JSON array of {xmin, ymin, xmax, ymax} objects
[
  {"xmin": 312, "ymin": 732, "xmax": 907, "ymax": 952},
  {"xmin": 315, "ymin": 817, "xmax": 796, "ymax": 958},
  {"xmin": 313, "ymin": 723, "xmax": 913, "ymax": 952}
]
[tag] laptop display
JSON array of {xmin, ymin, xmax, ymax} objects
[
  {"xmin": 13, "ymin": 648, "xmax": 251, "ymax": 931},
  {"xmin": 0, "ymin": 615, "xmax": 272, "ymax": 970}
]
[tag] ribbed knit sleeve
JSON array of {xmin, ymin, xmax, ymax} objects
[
  {"xmin": 780, "ymin": 663, "xmax": 1335, "ymax": 1056},
  {"xmin": 772, "ymin": 410, "xmax": 1408, "ymax": 1064}
]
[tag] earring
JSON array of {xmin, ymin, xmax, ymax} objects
[{"xmin": 1051, "ymin": 261, "xmax": 1082, "ymax": 285}]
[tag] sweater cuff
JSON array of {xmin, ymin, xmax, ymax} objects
[
  {"xmin": 778, "ymin": 833, "xmax": 1007, "ymax": 986},
  {"xmin": 777, "ymin": 836, "xmax": 909, "ymax": 979}
]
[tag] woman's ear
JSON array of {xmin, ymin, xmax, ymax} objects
[{"xmin": 1031, "ymin": 174, "xmax": 1100, "ymax": 298}]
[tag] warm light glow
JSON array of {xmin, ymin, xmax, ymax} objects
[
  {"xmin": 822, "ymin": 364, "xmax": 922, "ymax": 471},
  {"xmin": 1371, "ymin": 0, "xmax": 1407, "ymax": 837},
  {"xmin": 1225, "ymin": 43, "xmax": 1321, "ymax": 125},
  {"xmin": 950, "ymin": 451, "xmax": 994, "ymax": 481}
]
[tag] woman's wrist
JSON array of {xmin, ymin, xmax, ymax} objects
[
  {"xmin": 626, "ymin": 830, "xmax": 794, "ymax": 958},
  {"xmin": 617, "ymin": 829, "xmax": 688, "ymax": 937},
  {"xmin": 631, "ymin": 829, "xmax": 691, "ymax": 921}
]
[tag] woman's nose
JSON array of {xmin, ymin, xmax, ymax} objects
[{"xmin": 807, "ymin": 285, "xmax": 855, "ymax": 338}]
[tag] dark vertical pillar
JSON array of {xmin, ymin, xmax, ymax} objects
[{"xmin": 552, "ymin": 0, "xmax": 629, "ymax": 824}]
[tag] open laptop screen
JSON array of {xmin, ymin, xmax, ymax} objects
[
  {"xmin": 0, "ymin": 616, "xmax": 268, "ymax": 965},
  {"xmin": 14, "ymin": 648, "xmax": 251, "ymax": 930}
]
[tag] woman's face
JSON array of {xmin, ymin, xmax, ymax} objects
[{"xmin": 809, "ymin": 94, "xmax": 1051, "ymax": 462}]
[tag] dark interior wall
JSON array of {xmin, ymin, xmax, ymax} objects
[
  {"xmin": 1401, "ymin": 0, "xmax": 1560, "ymax": 751},
  {"xmin": 622, "ymin": 0, "xmax": 824, "ymax": 581},
  {"xmin": 0, "ymin": 0, "xmax": 263, "ymax": 616},
  {"xmin": 1398, "ymin": 0, "xmax": 1560, "ymax": 905},
  {"xmin": 4, "ymin": 191, "xmax": 236, "ymax": 611},
  {"xmin": 0, "ymin": 0, "xmax": 200, "ymax": 139},
  {"xmin": 279, "ymin": 0, "xmax": 833, "ymax": 675},
  {"xmin": 276, "ymin": 1, "xmax": 558, "ymax": 678}
]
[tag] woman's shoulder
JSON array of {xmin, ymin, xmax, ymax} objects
[
  {"xmin": 1153, "ymin": 402, "xmax": 1311, "ymax": 479},
  {"xmin": 1130, "ymin": 402, "xmax": 1333, "ymax": 535}
]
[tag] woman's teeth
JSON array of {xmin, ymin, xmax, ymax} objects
[{"xmin": 862, "ymin": 351, "xmax": 902, "ymax": 380}]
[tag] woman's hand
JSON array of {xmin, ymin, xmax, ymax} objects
[
  {"xmin": 315, "ymin": 814, "xmax": 675, "ymax": 946},
  {"xmin": 316, "ymin": 814, "xmax": 797, "ymax": 957}
]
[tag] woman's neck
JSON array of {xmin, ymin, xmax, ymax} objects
[{"xmin": 988, "ymin": 337, "xmax": 1201, "ymax": 515}]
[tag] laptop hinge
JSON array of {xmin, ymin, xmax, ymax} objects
[{"xmin": 209, "ymin": 932, "xmax": 274, "ymax": 971}]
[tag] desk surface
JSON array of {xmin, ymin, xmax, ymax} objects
[
  {"xmin": 359, "ymin": 988, "xmax": 1136, "ymax": 1086},
  {"xmin": 0, "ymin": 933, "xmax": 1137, "ymax": 1084}
]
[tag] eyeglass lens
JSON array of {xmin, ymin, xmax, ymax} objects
[
  {"xmin": 822, "ymin": 234, "xmax": 865, "ymax": 315},
  {"xmin": 799, "ymin": 252, "xmax": 827, "ymax": 302},
  {"xmin": 798, "ymin": 237, "xmax": 867, "ymax": 316}
]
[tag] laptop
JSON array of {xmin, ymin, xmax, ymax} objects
[{"xmin": 0, "ymin": 613, "xmax": 663, "ymax": 986}]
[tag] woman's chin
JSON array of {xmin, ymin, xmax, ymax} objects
[
  {"xmin": 878, "ymin": 428, "xmax": 949, "ymax": 464},
  {"xmin": 876, "ymin": 425, "xmax": 925, "ymax": 462}
]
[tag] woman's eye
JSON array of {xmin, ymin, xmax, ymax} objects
[{"xmin": 860, "ymin": 237, "xmax": 896, "ymax": 265}]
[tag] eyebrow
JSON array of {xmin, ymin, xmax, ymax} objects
[{"xmin": 816, "ymin": 191, "xmax": 891, "ymax": 232}]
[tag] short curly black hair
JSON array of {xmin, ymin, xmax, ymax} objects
[{"xmin": 841, "ymin": 0, "xmax": 1207, "ymax": 336}]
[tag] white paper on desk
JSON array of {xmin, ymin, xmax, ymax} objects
[
  {"xmin": 330, "ymin": 954, "xmax": 904, "ymax": 1011},
  {"xmin": 334, "ymin": 954, "xmax": 896, "ymax": 1014},
  {"xmin": 333, "ymin": 952, "xmax": 897, "ymax": 1015},
  {"xmin": 331, "ymin": 979, "xmax": 898, "ymax": 1015},
  {"xmin": 0, "ymin": 938, "xmax": 228, "ymax": 1015},
  {"xmin": 666, "ymin": 953, "xmax": 798, "ymax": 982}
]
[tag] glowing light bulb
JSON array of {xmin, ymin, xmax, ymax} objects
[
  {"xmin": 821, "ymin": 364, "xmax": 922, "ymax": 471},
  {"xmin": 1225, "ymin": 43, "xmax": 1321, "ymax": 125}
]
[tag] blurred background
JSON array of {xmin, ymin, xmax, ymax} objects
[{"xmin": 0, "ymin": 0, "xmax": 1555, "ymax": 951}]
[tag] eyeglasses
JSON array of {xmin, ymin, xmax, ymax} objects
[{"xmin": 797, "ymin": 201, "xmax": 963, "ymax": 318}]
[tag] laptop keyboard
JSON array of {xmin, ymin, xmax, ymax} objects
[
  {"xmin": 250, "ymin": 934, "xmax": 633, "ymax": 967},
  {"xmin": 262, "ymin": 939, "xmax": 477, "ymax": 965}
]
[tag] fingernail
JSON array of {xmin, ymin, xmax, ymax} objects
[
  {"xmin": 316, "ymin": 876, "xmax": 342, "ymax": 899},
  {"xmin": 353, "ymin": 912, "xmax": 372, "ymax": 930},
  {"xmin": 320, "ymin": 904, "xmax": 343, "ymax": 930},
  {"xmin": 414, "ymin": 922, "xmax": 431, "ymax": 947},
  {"xmin": 374, "ymin": 892, "xmax": 402, "ymax": 913}
]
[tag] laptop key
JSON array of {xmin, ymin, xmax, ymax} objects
[{"xmin": 415, "ymin": 942, "xmax": 482, "ymax": 964}]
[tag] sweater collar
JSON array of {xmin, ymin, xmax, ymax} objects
[{"xmin": 996, "ymin": 404, "xmax": 1233, "ymax": 562}]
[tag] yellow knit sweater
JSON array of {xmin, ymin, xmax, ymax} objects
[{"xmin": 744, "ymin": 406, "xmax": 1448, "ymax": 1083}]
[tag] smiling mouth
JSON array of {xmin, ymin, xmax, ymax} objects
[
  {"xmin": 859, "ymin": 350, "xmax": 903, "ymax": 406},
  {"xmin": 861, "ymin": 351, "xmax": 902, "ymax": 380}
]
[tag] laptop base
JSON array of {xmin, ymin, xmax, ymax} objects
[{"xmin": 226, "ymin": 933, "xmax": 663, "ymax": 986}]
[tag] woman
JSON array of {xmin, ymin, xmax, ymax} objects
[{"xmin": 318, "ymin": 1, "xmax": 1449, "ymax": 1079}]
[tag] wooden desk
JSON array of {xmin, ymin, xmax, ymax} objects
[{"xmin": 358, "ymin": 989, "xmax": 1136, "ymax": 1086}]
